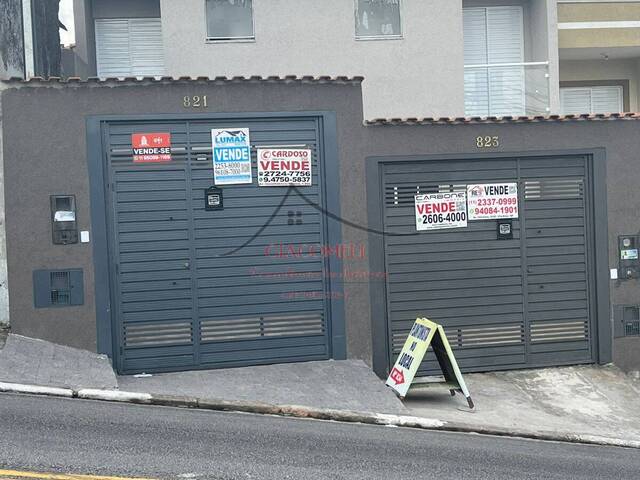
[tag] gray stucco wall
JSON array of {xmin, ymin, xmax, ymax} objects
[
  {"xmin": 1, "ymin": 79, "xmax": 638, "ymax": 370},
  {"xmin": 159, "ymin": 0, "xmax": 465, "ymax": 120},
  {"xmin": 0, "ymin": 79, "xmax": 367, "ymax": 356},
  {"xmin": 360, "ymin": 120, "xmax": 640, "ymax": 370}
]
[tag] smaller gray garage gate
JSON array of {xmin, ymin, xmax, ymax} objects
[{"xmin": 367, "ymin": 151, "xmax": 610, "ymax": 377}]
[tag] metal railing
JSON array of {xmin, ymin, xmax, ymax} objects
[{"xmin": 464, "ymin": 61, "xmax": 550, "ymax": 117}]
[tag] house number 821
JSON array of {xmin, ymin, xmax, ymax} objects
[{"xmin": 183, "ymin": 95, "xmax": 208, "ymax": 108}]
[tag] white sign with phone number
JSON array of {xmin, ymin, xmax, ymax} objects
[
  {"xmin": 467, "ymin": 183, "xmax": 519, "ymax": 220},
  {"xmin": 257, "ymin": 148, "xmax": 312, "ymax": 186},
  {"xmin": 415, "ymin": 192, "xmax": 468, "ymax": 231}
]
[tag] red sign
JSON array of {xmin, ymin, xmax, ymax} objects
[
  {"xmin": 132, "ymin": 133, "xmax": 172, "ymax": 163},
  {"xmin": 389, "ymin": 367, "xmax": 405, "ymax": 386}
]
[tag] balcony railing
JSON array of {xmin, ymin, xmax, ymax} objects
[{"xmin": 464, "ymin": 61, "xmax": 550, "ymax": 117}]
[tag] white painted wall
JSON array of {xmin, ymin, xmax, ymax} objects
[
  {"xmin": 159, "ymin": 0, "xmax": 466, "ymax": 120},
  {"xmin": 0, "ymin": 83, "xmax": 11, "ymax": 326}
]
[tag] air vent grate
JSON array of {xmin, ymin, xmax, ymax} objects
[
  {"xmin": 50, "ymin": 271, "xmax": 71, "ymax": 305},
  {"xmin": 626, "ymin": 321, "xmax": 640, "ymax": 337},
  {"xmin": 524, "ymin": 178, "xmax": 584, "ymax": 200}
]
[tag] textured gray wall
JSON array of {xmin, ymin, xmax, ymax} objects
[
  {"xmin": 159, "ymin": 0, "xmax": 465, "ymax": 120},
  {"xmin": 1, "ymin": 80, "xmax": 638, "ymax": 370},
  {"xmin": 0, "ymin": 80, "xmax": 365, "ymax": 355}
]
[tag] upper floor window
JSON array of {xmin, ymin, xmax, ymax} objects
[
  {"xmin": 206, "ymin": 0, "xmax": 254, "ymax": 41},
  {"xmin": 355, "ymin": 0, "xmax": 402, "ymax": 39},
  {"xmin": 95, "ymin": 18, "xmax": 165, "ymax": 78},
  {"xmin": 561, "ymin": 86, "xmax": 623, "ymax": 115}
]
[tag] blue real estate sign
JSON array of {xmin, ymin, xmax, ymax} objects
[{"xmin": 212, "ymin": 128, "xmax": 252, "ymax": 185}]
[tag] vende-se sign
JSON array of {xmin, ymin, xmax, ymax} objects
[
  {"xmin": 132, "ymin": 133, "xmax": 172, "ymax": 163},
  {"xmin": 257, "ymin": 148, "xmax": 312, "ymax": 186},
  {"xmin": 415, "ymin": 192, "xmax": 467, "ymax": 231}
]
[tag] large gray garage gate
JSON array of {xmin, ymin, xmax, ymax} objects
[
  {"xmin": 95, "ymin": 114, "xmax": 344, "ymax": 374},
  {"xmin": 375, "ymin": 154, "xmax": 598, "ymax": 376}
]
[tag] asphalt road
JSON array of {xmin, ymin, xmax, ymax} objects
[{"xmin": 1, "ymin": 393, "xmax": 639, "ymax": 480}]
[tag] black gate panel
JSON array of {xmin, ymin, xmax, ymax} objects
[
  {"xmin": 104, "ymin": 117, "xmax": 331, "ymax": 374},
  {"xmin": 381, "ymin": 156, "xmax": 595, "ymax": 375}
]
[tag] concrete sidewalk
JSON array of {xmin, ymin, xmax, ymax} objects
[
  {"xmin": 404, "ymin": 364, "xmax": 640, "ymax": 444},
  {"xmin": 0, "ymin": 334, "xmax": 117, "ymax": 390},
  {"xmin": 1, "ymin": 333, "xmax": 639, "ymax": 447},
  {"xmin": 0, "ymin": 333, "xmax": 405, "ymax": 414},
  {"xmin": 119, "ymin": 359, "xmax": 406, "ymax": 413}
]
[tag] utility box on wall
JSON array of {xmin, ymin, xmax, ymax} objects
[
  {"xmin": 618, "ymin": 235, "xmax": 640, "ymax": 280},
  {"xmin": 33, "ymin": 269, "xmax": 84, "ymax": 308},
  {"xmin": 614, "ymin": 304, "xmax": 640, "ymax": 338},
  {"xmin": 50, "ymin": 195, "xmax": 78, "ymax": 245}
]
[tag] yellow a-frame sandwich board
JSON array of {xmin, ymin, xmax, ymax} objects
[{"xmin": 386, "ymin": 317, "xmax": 474, "ymax": 409}]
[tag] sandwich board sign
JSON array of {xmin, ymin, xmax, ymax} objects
[{"xmin": 386, "ymin": 317, "xmax": 474, "ymax": 408}]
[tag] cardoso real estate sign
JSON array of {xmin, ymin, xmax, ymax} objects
[
  {"xmin": 212, "ymin": 128, "xmax": 252, "ymax": 185},
  {"xmin": 415, "ymin": 192, "xmax": 467, "ymax": 231},
  {"xmin": 257, "ymin": 148, "xmax": 312, "ymax": 186},
  {"xmin": 467, "ymin": 183, "xmax": 519, "ymax": 220}
]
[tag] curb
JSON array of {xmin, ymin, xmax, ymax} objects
[{"xmin": 1, "ymin": 381, "xmax": 638, "ymax": 450}]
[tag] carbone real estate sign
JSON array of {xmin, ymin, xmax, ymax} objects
[
  {"xmin": 132, "ymin": 133, "xmax": 172, "ymax": 163},
  {"xmin": 415, "ymin": 192, "xmax": 467, "ymax": 231},
  {"xmin": 212, "ymin": 128, "xmax": 252, "ymax": 185},
  {"xmin": 467, "ymin": 183, "xmax": 519, "ymax": 220},
  {"xmin": 257, "ymin": 148, "xmax": 312, "ymax": 186},
  {"xmin": 386, "ymin": 318, "xmax": 434, "ymax": 398}
]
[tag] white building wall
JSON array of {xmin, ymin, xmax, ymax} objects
[
  {"xmin": 0, "ymin": 83, "xmax": 10, "ymax": 326},
  {"xmin": 159, "ymin": 0, "xmax": 466, "ymax": 120},
  {"xmin": 560, "ymin": 58, "xmax": 640, "ymax": 111}
]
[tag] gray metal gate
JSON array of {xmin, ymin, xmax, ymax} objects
[
  {"xmin": 104, "ymin": 117, "xmax": 332, "ymax": 374},
  {"xmin": 381, "ymin": 155, "xmax": 595, "ymax": 375}
]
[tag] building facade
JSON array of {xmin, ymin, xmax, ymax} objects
[
  {"xmin": 1, "ymin": 77, "xmax": 639, "ymax": 377},
  {"xmin": 72, "ymin": 0, "xmax": 640, "ymax": 119}
]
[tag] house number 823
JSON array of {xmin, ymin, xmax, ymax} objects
[
  {"xmin": 476, "ymin": 135, "xmax": 499, "ymax": 148},
  {"xmin": 183, "ymin": 95, "xmax": 208, "ymax": 108}
]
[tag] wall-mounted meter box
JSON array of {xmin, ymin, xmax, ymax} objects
[
  {"xmin": 50, "ymin": 195, "xmax": 78, "ymax": 245},
  {"xmin": 618, "ymin": 235, "xmax": 640, "ymax": 279}
]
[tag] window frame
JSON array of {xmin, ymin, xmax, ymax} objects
[
  {"xmin": 204, "ymin": 0, "xmax": 256, "ymax": 43},
  {"xmin": 559, "ymin": 79, "xmax": 633, "ymax": 114},
  {"xmin": 354, "ymin": 0, "xmax": 404, "ymax": 41}
]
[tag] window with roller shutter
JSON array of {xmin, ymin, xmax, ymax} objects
[
  {"xmin": 463, "ymin": 6, "xmax": 525, "ymax": 117},
  {"xmin": 560, "ymin": 86, "xmax": 623, "ymax": 115},
  {"xmin": 95, "ymin": 18, "xmax": 165, "ymax": 78}
]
